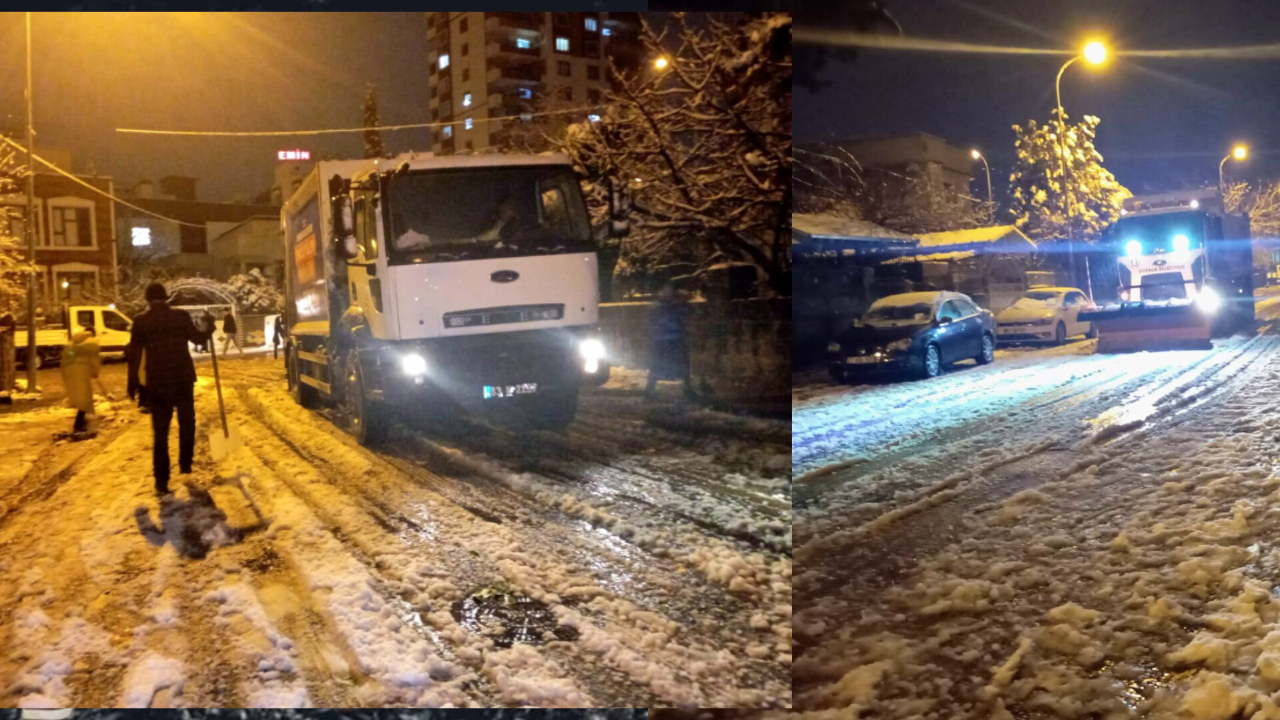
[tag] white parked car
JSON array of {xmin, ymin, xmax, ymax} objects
[{"xmin": 995, "ymin": 287, "xmax": 1098, "ymax": 345}]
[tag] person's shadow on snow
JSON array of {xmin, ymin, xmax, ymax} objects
[{"xmin": 133, "ymin": 474, "xmax": 271, "ymax": 560}]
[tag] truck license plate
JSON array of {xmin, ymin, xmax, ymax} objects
[
  {"xmin": 483, "ymin": 383, "xmax": 538, "ymax": 399},
  {"xmin": 847, "ymin": 356, "xmax": 880, "ymax": 364}
]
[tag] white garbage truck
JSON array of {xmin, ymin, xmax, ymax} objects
[{"xmin": 281, "ymin": 152, "xmax": 626, "ymax": 444}]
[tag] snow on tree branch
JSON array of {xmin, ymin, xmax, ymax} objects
[
  {"xmin": 535, "ymin": 12, "xmax": 792, "ymax": 295},
  {"xmin": 0, "ymin": 143, "xmax": 37, "ymax": 318},
  {"xmin": 1007, "ymin": 114, "xmax": 1131, "ymax": 243}
]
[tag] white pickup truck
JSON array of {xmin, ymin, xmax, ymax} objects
[{"xmin": 14, "ymin": 305, "xmax": 132, "ymax": 366}]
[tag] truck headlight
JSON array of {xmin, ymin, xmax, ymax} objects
[
  {"xmin": 1196, "ymin": 286, "xmax": 1221, "ymax": 314},
  {"xmin": 579, "ymin": 338, "xmax": 606, "ymax": 373},
  {"xmin": 884, "ymin": 338, "xmax": 912, "ymax": 353},
  {"xmin": 401, "ymin": 353, "xmax": 428, "ymax": 376}
]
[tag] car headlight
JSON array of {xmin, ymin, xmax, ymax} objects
[
  {"xmin": 401, "ymin": 353, "xmax": 428, "ymax": 376},
  {"xmin": 1196, "ymin": 286, "xmax": 1221, "ymax": 314},
  {"xmin": 884, "ymin": 338, "xmax": 912, "ymax": 353},
  {"xmin": 827, "ymin": 342, "xmax": 841, "ymax": 353},
  {"xmin": 1032, "ymin": 317, "xmax": 1055, "ymax": 326}
]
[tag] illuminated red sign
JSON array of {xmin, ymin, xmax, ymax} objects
[{"xmin": 278, "ymin": 150, "xmax": 310, "ymax": 161}]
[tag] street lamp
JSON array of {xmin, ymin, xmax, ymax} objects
[
  {"xmin": 1219, "ymin": 144, "xmax": 1248, "ymax": 192},
  {"xmin": 654, "ymin": 57, "xmax": 669, "ymax": 70},
  {"xmin": 971, "ymin": 149, "xmax": 992, "ymax": 203},
  {"xmin": 1055, "ymin": 40, "xmax": 1108, "ymax": 281}
]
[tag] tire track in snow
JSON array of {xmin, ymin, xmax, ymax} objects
[{"xmin": 796, "ymin": 334, "xmax": 1280, "ymax": 633}]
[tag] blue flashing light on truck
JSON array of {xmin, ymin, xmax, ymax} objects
[
  {"xmin": 281, "ymin": 152, "xmax": 628, "ymax": 444},
  {"xmin": 1079, "ymin": 190, "xmax": 1255, "ymax": 352}
]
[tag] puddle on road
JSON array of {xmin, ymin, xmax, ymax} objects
[{"xmin": 451, "ymin": 585, "xmax": 580, "ymax": 648}]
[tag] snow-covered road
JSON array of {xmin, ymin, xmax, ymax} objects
[
  {"xmin": 793, "ymin": 297, "xmax": 1280, "ymax": 718},
  {"xmin": 0, "ymin": 359, "xmax": 789, "ymax": 708}
]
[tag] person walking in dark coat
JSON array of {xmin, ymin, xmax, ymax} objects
[
  {"xmin": 645, "ymin": 282, "xmax": 696, "ymax": 401},
  {"xmin": 221, "ymin": 310, "xmax": 243, "ymax": 358},
  {"xmin": 127, "ymin": 283, "xmax": 212, "ymax": 495},
  {"xmin": 272, "ymin": 315, "xmax": 284, "ymax": 360}
]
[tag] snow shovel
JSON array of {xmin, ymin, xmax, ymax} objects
[{"xmin": 208, "ymin": 346, "xmax": 242, "ymax": 462}]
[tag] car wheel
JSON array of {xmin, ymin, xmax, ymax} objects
[
  {"xmin": 921, "ymin": 343, "xmax": 942, "ymax": 379},
  {"xmin": 975, "ymin": 334, "xmax": 995, "ymax": 365},
  {"xmin": 1054, "ymin": 321, "xmax": 1066, "ymax": 346}
]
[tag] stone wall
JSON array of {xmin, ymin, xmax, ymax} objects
[{"xmin": 598, "ymin": 298, "xmax": 790, "ymax": 400}]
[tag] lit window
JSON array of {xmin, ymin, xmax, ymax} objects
[
  {"xmin": 131, "ymin": 227, "xmax": 151, "ymax": 247},
  {"xmin": 603, "ymin": 27, "xmax": 611, "ymax": 36},
  {"xmin": 518, "ymin": 87, "xmax": 533, "ymax": 100},
  {"xmin": 443, "ymin": 125, "xmax": 452, "ymax": 139},
  {"xmin": 463, "ymin": 92, "xmax": 472, "ymax": 107},
  {"xmin": 439, "ymin": 54, "xmax": 450, "ymax": 70},
  {"xmin": 555, "ymin": 37, "xmax": 569, "ymax": 52},
  {"xmin": 585, "ymin": 17, "xmax": 597, "ymax": 32},
  {"xmin": 588, "ymin": 114, "xmax": 601, "ymax": 122},
  {"xmin": 516, "ymin": 37, "xmax": 531, "ymax": 49},
  {"xmin": 465, "ymin": 117, "xmax": 473, "ymax": 130}
]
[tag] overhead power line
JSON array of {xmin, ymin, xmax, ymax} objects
[
  {"xmin": 0, "ymin": 135, "xmax": 208, "ymax": 228},
  {"xmin": 116, "ymin": 103, "xmax": 604, "ymax": 138}
]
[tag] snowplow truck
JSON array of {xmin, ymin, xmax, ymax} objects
[
  {"xmin": 281, "ymin": 152, "xmax": 628, "ymax": 445},
  {"xmin": 1080, "ymin": 189, "xmax": 1254, "ymax": 353}
]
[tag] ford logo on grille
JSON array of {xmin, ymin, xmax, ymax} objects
[
  {"xmin": 1153, "ymin": 259, "xmax": 1167, "ymax": 266},
  {"xmin": 490, "ymin": 270, "xmax": 519, "ymax": 283}
]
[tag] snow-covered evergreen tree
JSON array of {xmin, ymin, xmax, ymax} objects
[
  {"xmin": 1007, "ymin": 114, "xmax": 1131, "ymax": 242},
  {"xmin": 363, "ymin": 83, "xmax": 385, "ymax": 159}
]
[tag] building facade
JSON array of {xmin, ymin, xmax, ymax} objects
[
  {"xmin": 208, "ymin": 216, "xmax": 284, "ymax": 282},
  {"xmin": 817, "ymin": 133, "xmax": 976, "ymax": 194},
  {"xmin": 115, "ymin": 176, "xmax": 279, "ymax": 277},
  {"xmin": 425, "ymin": 12, "xmax": 642, "ymax": 154},
  {"xmin": 0, "ymin": 172, "xmax": 118, "ymax": 313}
]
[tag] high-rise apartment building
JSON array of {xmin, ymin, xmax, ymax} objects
[{"xmin": 425, "ymin": 12, "xmax": 643, "ymax": 154}]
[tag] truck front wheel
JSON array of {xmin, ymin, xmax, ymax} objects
[
  {"xmin": 522, "ymin": 384, "xmax": 579, "ymax": 431},
  {"xmin": 342, "ymin": 349, "xmax": 389, "ymax": 446}
]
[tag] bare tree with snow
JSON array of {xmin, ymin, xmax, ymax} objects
[
  {"xmin": 795, "ymin": 144, "xmax": 995, "ymax": 234},
  {"xmin": 0, "ymin": 142, "xmax": 36, "ymax": 319},
  {"xmin": 548, "ymin": 13, "xmax": 792, "ymax": 296}
]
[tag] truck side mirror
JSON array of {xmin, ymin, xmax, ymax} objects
[
  {"xmin": 608, "ymin": 178, "xmax": 630, "ymax": 238},
  {"xmin": 332, "ymin": 196, "xmax": 359, "ymax": 260}
]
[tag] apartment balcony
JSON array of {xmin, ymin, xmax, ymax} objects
[
  {"xmin": 486, "ymin": 41, "xmax": 543, "ymax": 62},
  {"xmin": 485, "ymin": 12, "xmax": 543, "ymax": 32},
  {"xmin": 487, "ymin": 84, "xmax": 541, "ymax": 109},
  {"xmin": 486, "ymin": 60, "xmax": 543, "ymax": 84}
]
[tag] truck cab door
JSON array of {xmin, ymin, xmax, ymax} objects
[
  {"xmin": 347, "ymin": 191, "xmax": 392, "ymax": 339},
  {"xmin": 71, "ymin": 308, "xmax": 96, "ymax": 337},
  {"xmin": 99, "ymin": 308, "xmax": 132, "ymax": 350}
]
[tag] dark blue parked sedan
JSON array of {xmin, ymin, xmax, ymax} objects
[{"xmin": 826, "ymin": 291, "xmax": 997, "ymax": 382}]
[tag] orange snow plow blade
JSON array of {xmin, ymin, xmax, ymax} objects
[{"xmin": 1080, "ymin": 302, "xmax": 1211, "ymax": 353}]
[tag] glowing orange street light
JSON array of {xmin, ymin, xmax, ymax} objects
[{"xmin": 1220, "ymin": 144, "xmax": 1249, "ymax": 192}]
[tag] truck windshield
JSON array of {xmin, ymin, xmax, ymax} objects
[
  {"xmin": 383, "ymin": 166, "xmax": 594, "ymax": 265},
  {"xmin": 1109, "ymin": 212, "xmax": 1204, "ymax": 253}
]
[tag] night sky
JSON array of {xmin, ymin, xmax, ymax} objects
[
  {"xmin": 0, "ymin": 13, "xmax": 431, "ymax": 202},
  {"xmin": 795, "ymin": 0, "xmax": 1280, "ymax": 199}
]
